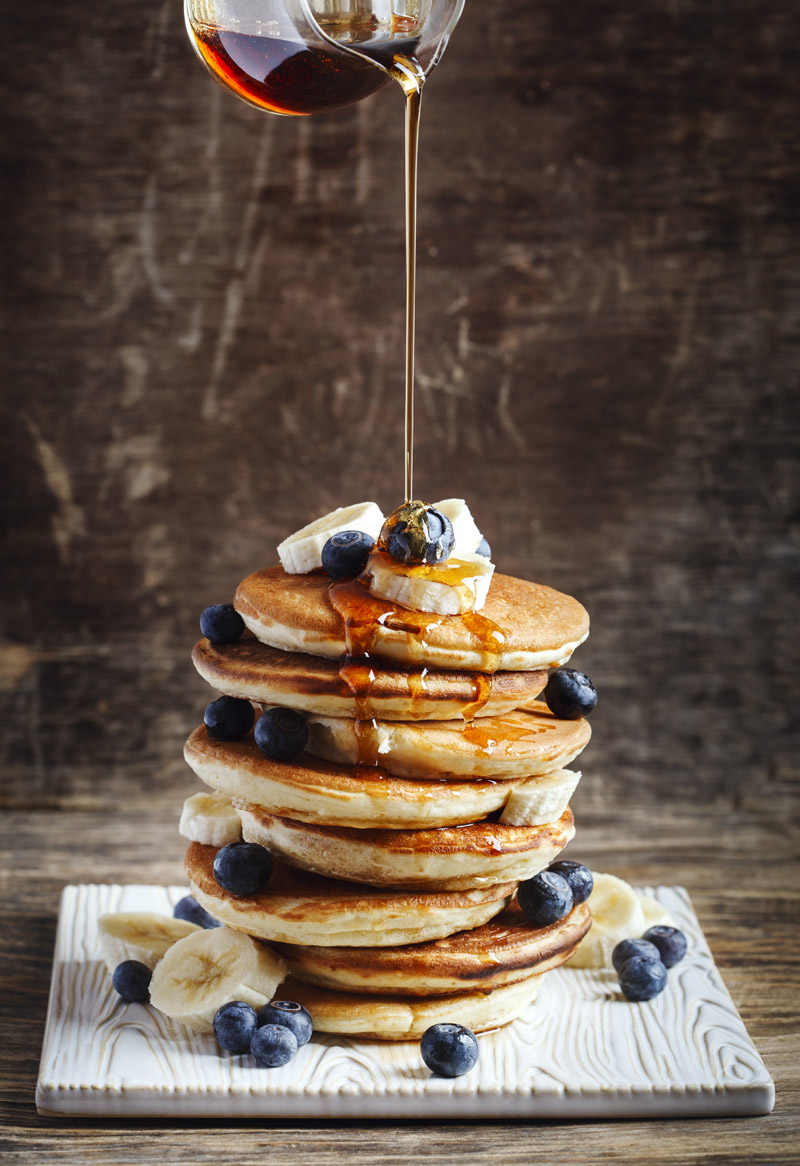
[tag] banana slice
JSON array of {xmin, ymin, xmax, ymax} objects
[
  {"xmin": 97, "ymin": 912, "xmax": 201, "ymax": 973},
  {"xmin": 568, "ymin": 873, "xmax": 645, "ymax": 969},
  {"xmin": 277, "ymin": 502, "xmax": 384, "ymax": 574},
  {"xmin": 433, "ymin": 498, "xmax": 483, "ymax": 557},
  {"xmin": 366, "ymin": 550, "xmax": 494, "ymax": 615},
  {"xmin": 641, "ymin": 894, "xmax": 675, "ymax": 931},
  {"xmin": 149, "ymin": 926, "xmax": 286, "ymax": 1033},
  {"xmin": 499, "ymin": 769, "xmax": 581, "ymax": 826},
  {"xmin": 179, "ymin": 791, "xmax": 242, "ymax": 847}
]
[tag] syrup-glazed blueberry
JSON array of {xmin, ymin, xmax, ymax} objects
[{"xmin": 380, "ymin": 501, "xmax": 455, "ymax": 566}]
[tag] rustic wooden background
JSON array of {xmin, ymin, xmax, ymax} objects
[{"xmin": 1, "ymin": 0, "xmax": 798, "ymax": 1160}]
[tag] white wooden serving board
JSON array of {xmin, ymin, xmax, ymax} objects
[{"xmin": 36, "ymin": 883, "xmax": 774, "ymax": 1119}]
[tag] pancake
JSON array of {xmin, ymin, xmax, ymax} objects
[
  {"xmin": 274, "ymin": 899, "xmax": 591, "ymax": 996},
  {"xmin": 304, "ymin": 701, "xmax": 591, "ymax": 780},
  {"xmin": 186, "ymin": 843, "xmax": 514, "ymax": 946},
  {"xmin": 280, "ymin": 973, "xmax": 544, "ymax": 1040},
  {"xmin": 192, "ymin": 635, "xmax": 547, "ymax": 721},
  {"xmin": 234, "ymin": 566, "xmax": 589, "ymax": 672},
  {"xmin": 184, "ymin": 725, "xmax": 524, "ymax": 829},
  {"xmin": 237, "ymin": 805, "xmax": 576, "ymax": 890}
]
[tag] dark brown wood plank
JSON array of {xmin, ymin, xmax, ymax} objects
[
  {"xmin": 1, "ymin": 0, "xmax": 798, "ymax": 1158},
  {"xmin": 1, "ymin": 0, "xmax": 798, "ymax": 817}
]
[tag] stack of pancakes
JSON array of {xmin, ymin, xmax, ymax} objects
[{"xmin": 183, "ymin": 565, "xmax": 594, "ymax": 1040}]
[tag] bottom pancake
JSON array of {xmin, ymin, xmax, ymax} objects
[
  {"xmin": 273, "ymin": 900, "xmax": 590, "ymax": 996},
  {"xmin": 237, "ymin": 804, "xmax": 575, "ymax": 890},
  {"xmin": 282, "ymin": 972, "xmax": 545, "ymax": 1040},
  {"xmin": 186, "ymin": 843, "xmax": 514, "ymax": 947}
]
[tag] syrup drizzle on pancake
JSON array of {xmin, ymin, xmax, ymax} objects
[
  {"xmin": 328, "ymin": 575, "xmax": 509, "ymax": 673},
  {"xmin": 458, "ymin": 702, "xmax": 562, "ymax": 757},
  {"xmin": 336, "ymin": 656, "xmax": 383, "ymax": 764},
  {"xmin": 328, "ymin": 575, "xmax": 511, "ymax": 760}
]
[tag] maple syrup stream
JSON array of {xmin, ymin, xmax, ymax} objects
[
  {"xmin": 390, "ymin": 56, "xmax": 425, "ymax": 505},
  {"xmin": 331, "ymin": 54, "xmax": 507, "ymax": 746}
]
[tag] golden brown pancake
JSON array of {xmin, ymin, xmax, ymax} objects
[
  {"xmin": 237, "ymin": 804, "xmax": 575, "ymax": 890},
  {"xmin": 278, "ymin": 973, "xmax": 545, "ymax": 1040},
  {"xmin": 305, "ymin": 701, "xmax": 591, "ymax": 780},
  {"xmin": 185, "ymin": 843, "xmax": 515, "ymax": 946},
  {"xmin": 274, "ymin": 899, "xmax": 591, "ymax": 996},
  {"xmin": 183, "ymin": 725, "xmax": 524, "ymax": 829},
  {"xmin": 192, "ymin": 635, "xmax": 547, "ymax": 721},
  {"xmin": 234, "ymin": 566, "xmax": 589, "ymax": 672}
]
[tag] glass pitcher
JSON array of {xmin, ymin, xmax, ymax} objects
[{"xmin": 184, "ymin": 0, "xmax": 465, "ymax": 115}]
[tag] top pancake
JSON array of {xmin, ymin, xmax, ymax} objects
[
  {"xmin": 234, "ymin": 566, "xmax": 589, "ymax": 673},
  {"xmin": 192, "ymin": 634, "xmax": 547, "ymax": 721}
]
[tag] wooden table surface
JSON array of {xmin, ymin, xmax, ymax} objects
[
  {"xmin": 1, "ymin": 0, "xmax": 798, "ymax": 1160},
  {"xmin": 1, "ymin": 803, "xmax": 796, "ymax": 1163}
]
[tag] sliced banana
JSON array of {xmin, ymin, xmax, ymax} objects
[
  {"xmin": 277, "ymin": 502, "xmax": 384, "ymax": 574},
  {"xmin": 433, "ymin": 498, "xmax": 484, "ymax": 558},
  {"xmin": 499, "ymin": 769, "xmax": 581, "ymax": 826},
  {"xmin": 365, "ymin": 549, "xmax": 494, "ymax": 615},
  {"xmin": 640, "ymin": 894, "xmax": 675, "ymax": 931},
  {"xmin": 97, "ymin": 912, "xmax": 201, "ymax": 973},
  {"xmin": 179, "ymin": 791, "xmax": 242, "ymax": 847},
  {"xmin": 149, "ymin": 926, "xmax": 286, "ymax": 1033},
  {"xmin": 568, "ymin": 873, "xmax": 645, "ymax": 969}
]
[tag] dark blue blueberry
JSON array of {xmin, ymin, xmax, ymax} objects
[
  {"xmin": 254, "ymin": 707, "xmax": 308, "ymax": 761},
  {"xmin": 321, "ymin": 530, "xmax": 375, "ymax": 580},
  {"xmin": 257, "ymin": 1000, "xmax": 313, "ymax": 1047},
  {"xmin": 517, "ymin": 871, "xmax": 573, "ymax": 926},
  {"xmin": 544, "ymin": 668, "xmax": 597, "ymax": 720},
  {"xmin": 420, "ymin": 1023, "xmax": 479, "ymax": 1078},
  {"xmin": 475, "ymin": 536, "xmax": 491, "ymax": 558},
  {"xmin": 250, "ymin": 1023, "xmax": 298, "ymax": 1067},
  {"xmin": 643, "ymin": 925, "xmax": 688, "ymax": 969},
  {"xmin": 213, "ymin": 1001, "xmax": 258, "ymax": 1054},
  {"xmin": 204, "ymin": 695, "xmax": 255, "ymax": 741},
  {"xmin": 200, "ymin": 604, "xmax": 245, "ymax": 644},
  {"xmin": 612, "ymin": 937, "xmax": 662, "ymax": 975},
  {"xmin": 112, "ymin": 960, "xmax": 152, "ymax": 1003},
  {"xmin": 213, "ymin": 841, "xmax": 273, "ymax": 896},
  {"xmin": 547, "ymin": 860, "xmax": 594, "ymax": 905},
  {"xmin": 173, "ymin": 894, "xmax": 222, "ymax": 929},
  {"xmin": 381, "ymin": 502, "xmax": 455, "ymax": 566},
  {"xmin": 618, "ymin": 955, "xmax": 668, "ymax": 1002}
]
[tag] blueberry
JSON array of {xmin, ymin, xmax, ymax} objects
[
  {"xmin": 420, "ymin": 1023, "xmax": 479, "ymax": 1078},
  {"xmin": 612, "ymin": 937, "xmax": 662, "ymax": 975},
  {"xmin": 254, "ymin": 707, "xmax": 308, "ymax": 761},
  {"xmin": 544, "ymin": 668, "xmax": 597, "ymax": 720},
  {"xmin": 517, "ymin": 871, "xmax": 574, "ymax": 926},
  {"xmin": 250, "ymin": 1023, "xmax": 298, "ymax": 1067},
  {"xmin": 213, "ymin": 841, "xmax": 273, "ymax": 896},
  {"xmin": 204, "ymin": 695, "xmax": 255, "ymax": 741},
  {"xmin": 618, "ymin": 955, "xmax": 668, "ymax": 1002},
  {"xmin": 200, "ymin": 604, "xmax": 245, "ymax": 644},
  {"xmin": 213, "ymin": 1000, "xmax": 258, "ymax": 1054},
  {"xmin": 112, "ymin": 960, "xmax": 152, "ymax": 1003},
  {"xmin": 643, "ymin": 925, "xmax": 688, "ymax": 969},
  {"xmin": 547, "ymin": 860, "xmax": 593, "ymax": 904},
  {"xmin": 173, "ymin": 894, "xmax": 221, "ymax": 929},
  {"xmin": 257, "ymin": 1000, "xmax": 313, "ymax": 1047},
  {"xmin": 475, "ymin": 536, "xmax": 491, "ymax": 558},
  {"xmin": 321, "ymin": 530, "xmax": 375, "ymax": 580},
  {"xmin": 380, "ymin": 502, "xmax": 455, "ymax": 566}
]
